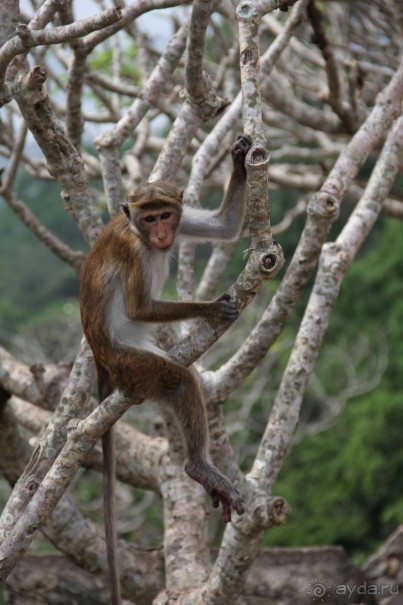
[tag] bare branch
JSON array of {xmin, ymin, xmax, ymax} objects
[
  {"xmin": 0, "ymin": 8, "xmax": 122, "ymax": 99},
  {"xmin": 11, "ymin": 66, "xmax": 103, "ymax": 245},
  {"xmin": 211, "ymin": 59, "xmax": 403, "ymax": 402},
  {"xmin": 96, "ymin": 23, "xmax": 189, "ymax": 213}
]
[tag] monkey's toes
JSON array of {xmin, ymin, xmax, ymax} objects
[
  {"xmin": 222, "ymin": 501, "xmax": 232, "ymax": 524},
  {"xmin": 234, "ymin": 496, "xmax": 245, "ymax": 516},
  {"xmin": 229, "ymin": 488, "xmax": 245, "ymax": 517},
  {"xmin": 211, "ymin": 488, "xmax": 245, "ymax": 523}
]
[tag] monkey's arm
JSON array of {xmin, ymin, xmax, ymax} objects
[
  {"xmin": 179, "ymin": 174, "xmax": 246, "ymax": 241},
  {"xmin": 179, "ymin": 134, "xmax": 252, "ymax": 242},
  {"xmin": 133, "ymin": 297, "xmax": 238, "ymax": 324}
]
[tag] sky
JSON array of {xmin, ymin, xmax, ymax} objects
[{"xmin": 20, "ymin": 0, "xmax": 178, "ymax": 51}]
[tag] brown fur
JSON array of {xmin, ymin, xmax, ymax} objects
[{"xmin": 126, "ymin": 180, "xmax": 183, "ymax": 208}]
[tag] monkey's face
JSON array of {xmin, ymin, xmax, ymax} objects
[{"xmin": 136, "ymin": 205, "xmax": 181, "ymax": 251}]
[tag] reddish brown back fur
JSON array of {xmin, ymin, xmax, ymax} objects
[{"xmin": 80, "ymin": 214, "xmax": 146, "ymax": 361}]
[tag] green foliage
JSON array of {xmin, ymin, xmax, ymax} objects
[
  {"xmin": 266, "ymin": 216, "xmax": 403, "ymax": 559},
  {"xmin": 0, "ymin": 172, "xmax": 85, "ymax": 338},
  {"xmin": 329, "ymin": 218, "xmax": 403, "ymax": 390},
  {"xmin": 267, "ymin": 391, "xmax": 403, "ymax": 558},
  {"xmin": 88, "ymin": 39, "xmax": 141, "ymax": 82},
  {"xmin": 89, "ymin": 47, "xmax": 114, "ymax": 71}
]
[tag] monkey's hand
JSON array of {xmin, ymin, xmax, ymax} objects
[
  {"xmin": 231, "ymin": 133, "xmax": 252, "ymax": 173},
  {"xmin": 208, "ymin": 294, "xmax": 239, "ymax": 323},
  {"xmin": 185, "ymin": 460, "xmax": 245, "ymax": 523}
]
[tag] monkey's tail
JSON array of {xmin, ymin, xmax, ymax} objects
[
  {"xmin": 97, "ymin": 361, "xmax": 121, "ymax": 605},
  {"xmin": 102, "ymin": 426, "xmax": 122, "ymax": 605}
]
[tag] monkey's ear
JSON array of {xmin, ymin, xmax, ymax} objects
[
  {"xmin": 120, "ymin": 202, "xmax": 131, "ymax": 219},
  {"xmin": 179, "ymin": 190, "xmax": 184, "ymax": 201}
]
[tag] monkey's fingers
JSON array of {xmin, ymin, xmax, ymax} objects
[
  {"xmin": 229, "ymin": 488, "xmax": 245, "ymax": 517},
  {"xmin": 222, "ymin": 302, "xmax": 239, "ymax": 322},
  {"xmin": 234, "ymin": 133, "xmax": 252, "ymax": 148},
  {"xmin": 185, "ymin": 460, "xmax": 244, "ymax": 522},
  {"xmin": 218, "ymin": 292, "xmax": 231, "ymax": 302},
  {"xmin": 232, "ymin": 134, "xmax": 252, "ymax": 159},
  {"xmin": 213, "ymin": 296, "xmax": 240, "ymax": 322}
]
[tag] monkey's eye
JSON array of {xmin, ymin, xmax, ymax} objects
[
  {"xmin": 161, "ymin": 212, "xmax": 172, "ymax": 220},
  {"xmin": 144, "ymin": 216, "xmax": 156, "ymax": 223}
]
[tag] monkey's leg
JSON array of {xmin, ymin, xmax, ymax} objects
[{"xmin": 112, "ymin": 350, "xmax": 244, "ymax": 522}]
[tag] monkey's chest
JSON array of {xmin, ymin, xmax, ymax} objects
[
  {"xmin": 149, "ymin": 250, "xmax": 170, "ymax": 298},
  {"xmin": 108, "ymin": 252, "xmax": 170, "ymax": 353},
  {"xmin": 109, "ymin": 284, "xmax": 158, "ymax": 352}
]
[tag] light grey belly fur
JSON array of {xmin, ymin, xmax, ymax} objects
[{"xmin": 108, "ymin": 251, "xmax": 170, "ymax": 357}]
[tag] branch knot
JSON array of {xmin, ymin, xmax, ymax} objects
[
  {"xmin": 307, "ymin": 191, "xmax": 340, "ymax": 222},
  {"xmin": 16, "ymin": 23, "xmax": 33, "ymax": 46}
]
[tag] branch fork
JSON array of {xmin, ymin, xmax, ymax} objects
[{"xmin": 181, "ymin": 71, "xmax": 230, "ymax": 121}]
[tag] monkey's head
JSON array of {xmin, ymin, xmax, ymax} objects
[{"xmin": 121, "ymin": 181, "xmax": 183, "ymax": 251}]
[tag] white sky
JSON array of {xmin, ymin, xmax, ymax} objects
[{"xmin": 20, "ymin": 0, "xmax": 178, "ymax": 51}]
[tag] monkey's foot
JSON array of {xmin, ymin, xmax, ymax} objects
[{"xmin": 184, "ymin": 459, "xmax": 245, "ymax": 523}]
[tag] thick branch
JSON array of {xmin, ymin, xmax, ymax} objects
[
  {"xmin": 0, "ymin": 339, "xmax": 94, "ymax": 538},
  {"xmin": 251, "ymin": 112, "xmax": 403, "ymax": 493},
  {"xmin": 185, "ymin": 0, "xmax": 215, "ymax": 102}
]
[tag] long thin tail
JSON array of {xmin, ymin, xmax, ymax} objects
[
  {"xmin": 102, "ymin": 426, "xmax": 121, "ymax": 605},
  {"xmin": 97, "ymin": 362, "xmax": 121, "ymax": 605}
]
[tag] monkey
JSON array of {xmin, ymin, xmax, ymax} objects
[{"xmin": 79, "ymin": 134, "xmax": 252, "ymax": 605}]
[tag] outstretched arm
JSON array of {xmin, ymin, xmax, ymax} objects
[
  {"xmin": 179, "ymin": 134, "xmax": 252, "ymax": 242},
  {"xmin": 133, "ymin": 295, "xmax": 239, "ymax": 323}
]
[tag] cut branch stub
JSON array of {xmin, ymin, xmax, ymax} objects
[
  {"xmin": 257, "ymin": 240, "xmax": 284, "ymax": 277},
  {"xmin": 16, "ymin": 23, "xmax": 33, "ymax": 46},
  {"xmin": 307, "ymin": 190, "xmax": 340, "ymax": 223},
  {"xmin": 245, "ymin": 143, "xmax": 272, "ymax": 248},
  {"xmin": 249, "ymin": 144, "xmax": 269, "ymax": 165},
  {"xmin": 259, "ymin": 241, "xmax": 284, "ymax": 276},
  {"xmin": 237, "ymin": 240, "xmax": 284, "ymax": 294},
  {"xmin": 252, "ymin": 495, "xmax": 291, "ymax": 528},
  {"xmin": 25, "ymin": 65, "xmax": 46, "ymax": 90},
  {"xmin": 232, "ymin": 143, "xmax": 286, "ymax": 301},
  {"xmin": 237, "ymin": 1, "xmax": 259, "ymax": 21}
]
